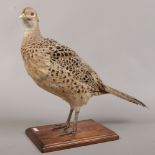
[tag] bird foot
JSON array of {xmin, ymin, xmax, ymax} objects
[
  {"xmin": 60, "ymin": 128, "xmax": 76, "ymax": 136},
  {"xmin": 51, "ymin": 123, "xmax": 69, "ymax": 131}
]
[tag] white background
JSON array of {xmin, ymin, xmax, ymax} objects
[{"xmin": 0, "ymin": 0, "xmax": 155, "ymax": 154}]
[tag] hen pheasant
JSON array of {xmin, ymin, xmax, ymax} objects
[{"xmin": 20, "ymin": 7, "xmax": 146, "ymax": 135}]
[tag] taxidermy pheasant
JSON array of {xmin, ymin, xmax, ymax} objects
[{"xmin": 19, "ymin": 7, "xmax": 146, "ymax": 135}]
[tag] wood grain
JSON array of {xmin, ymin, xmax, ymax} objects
[{"xmin": 25, "ymin": 119, "xmax": 119, "ymax": 153}]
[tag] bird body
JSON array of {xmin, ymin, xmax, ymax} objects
[
  {"xmin": 20, "ymin": 7, "xmax": 146, "ymax": 135},
  {"xmin": 21, "ymin": 34, "xmax": 99, "ymax": 108}
]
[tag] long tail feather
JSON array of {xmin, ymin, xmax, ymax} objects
[{"xmin": 104, "ymin": 85, "xmax": 147, "ymax": 108}]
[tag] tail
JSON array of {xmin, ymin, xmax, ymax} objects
[{"xmin": 104, "ymin": 85, "xmax": 147, "ymax": 108}]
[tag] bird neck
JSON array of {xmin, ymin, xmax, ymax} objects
[{"xmin": 24, "ymin": 24, "xmax": 42, "ymax": 38}]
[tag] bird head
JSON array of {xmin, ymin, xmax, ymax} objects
[{"xmin": 19, "ymin": 7, "xmax": 39, "ymax": 30}]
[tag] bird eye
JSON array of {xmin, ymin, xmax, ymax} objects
[{"xmin": 30, "ymin": 12, "xmax": 34, "ymax": 16}]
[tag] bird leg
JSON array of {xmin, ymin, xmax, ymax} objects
[
  {"xmin": 60, "ymin": 108, "xmax": 80, "ymax": 136},
  {"xmin": 52, "ymin": 108, "xmax": 73, "ymax": 130}
]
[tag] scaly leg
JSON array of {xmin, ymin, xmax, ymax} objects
[
  {"xmin": 65, "ymin": 108, "xmax": 74, "ymax": 129},
  {"xmin": 60, "ymin": 108, "xmax": 80, "ymax": 136},
  {"xmin": 52, "ymin": 108, "xmax": 74, "ymax": 130}
]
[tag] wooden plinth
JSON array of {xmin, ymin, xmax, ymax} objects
[{"xmin": 25, "ymin": 119, "xmax": 119, "ymax": 153}]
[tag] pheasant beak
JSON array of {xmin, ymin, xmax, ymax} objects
[{"xmin": 19, "ymin": 13, "xmax": 25, "ymax": 19}]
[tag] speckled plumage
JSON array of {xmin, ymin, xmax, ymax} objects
[
  {"xmin": 21, "ymin": 32, "xmax": 107, "ymax": 108},
  {"xmin": 20, "ymin": 7, "xmax": 146, "ymax": 135}
]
